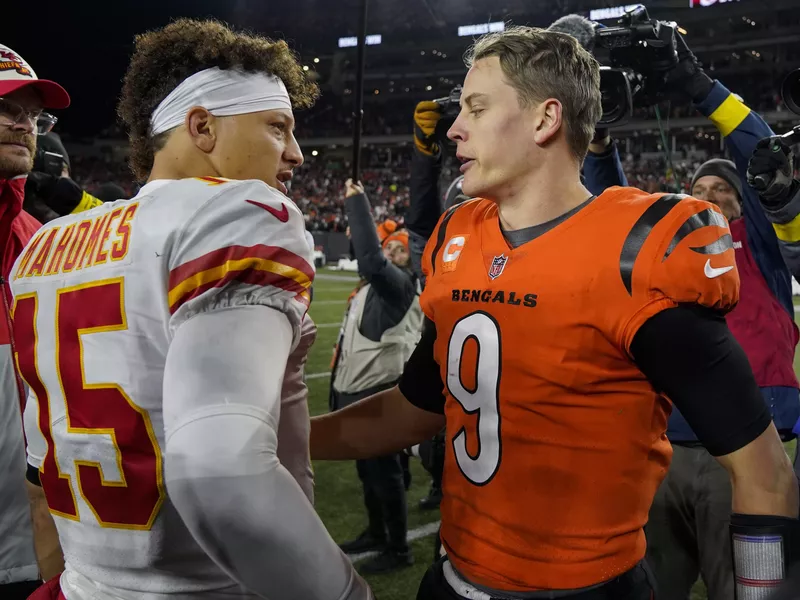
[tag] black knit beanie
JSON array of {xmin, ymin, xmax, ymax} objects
[{"xmin": 690, "ymin": 158, "xmax": 743, "ymax": 203}]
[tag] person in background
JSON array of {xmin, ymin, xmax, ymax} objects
[
  {"xmin": 748, "ymin": 134, "xmax": 800, "ymax": 468},
  {"xmin": 332, "ymin": 178, "xmax": 422, "ymax": 574},
  {"xmin": 584, "ymin": 32, "xmax": 800, "ymax": 600},
  {"xmin": 0, "ymin": 42, "xmax": 70, "ymax": 599}
]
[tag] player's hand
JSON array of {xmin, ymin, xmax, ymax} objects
[
  {"xmin": 747, "ymin": 136, "xmax": 799, "ymax": 207},
  {"xmin": 588, "ymin": 127, "xmax": 611, "ymax": 155},
  {"xmin": 345, "ymin": 178, "xmax": 365, "ymax": 198},
  {"xmin": 414, "ymin": 100, "xmax": 442, "ymax": 156},
  {"xmin": 666, "ymin": 32, "xmax": 714, "ymax": 104}
]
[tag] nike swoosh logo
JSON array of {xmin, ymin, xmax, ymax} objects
[
  {"xmin": 704, "ymin": 259, "xmax": 734, "ymax": 279},
  {"xmin": 246, "ymin": 199, "xmax": 289, "ymax": 223}
]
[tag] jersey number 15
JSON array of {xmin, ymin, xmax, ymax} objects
[{"xmin": 14, "ymin": 278, "xmax": 164, "ymax": 530}]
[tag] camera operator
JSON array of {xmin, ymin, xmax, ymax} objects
[
  {"xmin": 24, "ymin": 132, "xmax": 105, "ymax": 223},
  {"xmin": 584, "ymin": 30, "xmax": 800, "ymax": 600},
  {"xmin": 748, "ymin": 138, "xmax": 800, "ymax": 282},
  {"xmin": 330, "ymin": 179, "xmax": 423, "ymax": 574}
]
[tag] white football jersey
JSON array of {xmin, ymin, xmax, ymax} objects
[{"xmin": 12, "ymin": 177, "xmax": 315, "ymax": 599}]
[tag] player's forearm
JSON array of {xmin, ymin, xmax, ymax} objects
[
  {"xmin": 166, "ymin": 413, "xmax": 371, "ymax": 600},
  {"xmin": 311, "ymin": 385, "xmax": 445, "ymax": 460},
  {"xmin": 26, "ymin": 481, "xmax": 64, "ymax": 581},
  {"xmin": 717, "ymin": 423, "xmax": 800, "ymax": 518}
]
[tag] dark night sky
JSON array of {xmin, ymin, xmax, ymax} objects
[
  {"xmin": 4, "ymin": 0, "xmax": 561, "ymax": 136},
  {"xmin": 3, "ymin": 0, "xmax": 305, "ymax": 136}
]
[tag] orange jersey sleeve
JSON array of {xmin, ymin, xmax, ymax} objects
[
  {"xmin": 420, "ymin": 201, "xmax": 478, "ymax": 321},
  {"xmin": 615, "ymin": 192, "xmax": 740, "ymax": 352}
]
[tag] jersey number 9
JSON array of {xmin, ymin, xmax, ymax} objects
[{"xmin": 446, "ymin": 311, "xmax": 502, "ymax": 486}]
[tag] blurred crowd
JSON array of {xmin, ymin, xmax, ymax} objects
[{"xmin": 65, "ymin": 146, "xmax": 763, "ymax": 232}]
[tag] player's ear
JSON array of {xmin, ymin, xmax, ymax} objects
[
  {"xmin": 185, "ymin": 107, "xmax": 216, "ymax": 153},
  {"xmin": 532, "ymin": 98, "xmax": 562, "ymax": 147}
]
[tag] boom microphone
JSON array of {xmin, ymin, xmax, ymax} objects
[{"xmin": 547, "ymin": 14, "xmax": 597, "ymax": 52}]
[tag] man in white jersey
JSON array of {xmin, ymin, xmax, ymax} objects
[{"xmin": 12, "ymin": 18, "xmax": 372, "ymax": 600}]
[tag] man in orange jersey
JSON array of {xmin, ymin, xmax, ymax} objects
[
  {"xmin": 311, "ymin": 26, "xmax": 800, "ymax": 599},
  {"xmin": 12, "ymin": 19, "xmax": 372, "ymax": 600}
]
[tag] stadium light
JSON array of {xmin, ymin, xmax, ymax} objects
[
  {"xmin": 338, "ymin": 34, "xmax": 382, "ymax": 48},
  {"xmin": 589, "ymin": 4, "xmax": 641, "ymax": 21},
  {"xmin": 311, "ymin": 150, "xmax": 319, "ymax": 156},
  {"xmin": 313, "ymin": 57, "xmax": 320, "ymax": 63},
  {"xmin": 689, "ymin": 0, "xmax": 741, "ymax": 6},
  {"xmin": 457, "ymin": 21, "xmax": 504, "ymax": 37}
]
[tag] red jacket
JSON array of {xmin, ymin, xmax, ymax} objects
[
  {"xmin": 0, "ymin": 177, "xmax": 41, "ymax": 279},
  {"xmin": 0, "ymin": 174, "xmax": 43, "ymax": 584}
]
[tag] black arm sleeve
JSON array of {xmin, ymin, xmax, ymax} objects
[
  {"xmin": 27, "ymin": 463, "xmax": 41, "ymax": 486},
  {"xmin": 398, "ymin": 317, "xmax": 446, "ymax": 414},
  {"xmin": 630, "ymin": 305, "xmax": 773, "ymax": 457},
  {"xmin": 345, "ymin": 192, "xmax": 417, "ymax": 309},
  {"xmin": 406, "ymin": 149, "xmax": 444, "ymax": 240}
]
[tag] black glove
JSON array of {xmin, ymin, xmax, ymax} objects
[
  {"xmin": 747, "ymin": 136, "xmax": 799, "ymax": 208},
  {"xmin": 666, "ymin": 33, "xmax": 714, "ymax": 104},
  {"xmin": 24, "ymin": 171, "xmax": 59, "ymax": 200},
  {"xmin": 414, "ymin": 101, "xmax": 443, "ymax": 156}
]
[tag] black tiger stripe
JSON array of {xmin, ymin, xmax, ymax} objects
[
  {"xmin": 429, "ymin": 204, "xmax": 462, "ymax": 275},
  {"xmin": 662, "ymin": 208, "xmax": 728, "ymax": 261},
  {"xmin": 691, "ymin": 234, "xmax": 734, "ymax": 256},
  {"xmin": 619, "ymin": 194, "xmax": 685, "ymax": 295}
]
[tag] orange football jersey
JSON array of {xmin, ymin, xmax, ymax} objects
[{"xmin": 420, "ymin": 187, "xmax": 739, "ymax": 591}]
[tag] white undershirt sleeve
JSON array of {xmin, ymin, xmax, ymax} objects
[{"xmin": 163, "ymin": 305, "xmax": 371, "ymax": 600}]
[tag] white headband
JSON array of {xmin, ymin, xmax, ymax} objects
[{"xmin": 150, "ymin": 67, "xmax": 292, "ymax": 136}]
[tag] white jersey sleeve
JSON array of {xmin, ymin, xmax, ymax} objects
[
  {"xmin": 166, "ymin": 180, "xmax": 314, "ymax": 342},
  {"xmin": 277, "ymin": 314, "xmax": 317, "ymax": 503}
]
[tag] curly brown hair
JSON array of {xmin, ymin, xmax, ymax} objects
[{"xmin": 118, "ymin": 18, "xmax": 319, "ymax": 180}]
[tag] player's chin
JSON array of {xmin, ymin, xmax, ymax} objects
[
  {"xmin": 257, "ymin": 176, "xmax": 288, "ymax": 196},
  {"xmin": 460, "ymin": 173, "xmax": 483, "ymax": 199},
  {"xmin": 0, "ymin": 151, "xmax": 33, "ymax": 178}
]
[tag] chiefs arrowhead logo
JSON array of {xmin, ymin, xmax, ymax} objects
[{"xmin": 0, "ymin": 50, "xmax": 31, "ymax": 77}]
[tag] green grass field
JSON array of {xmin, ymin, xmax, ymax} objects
[
  {"xmin": 309, "ymin": 269, "xmax": 800, "ymax": 600},
  {"xmin": 308, "ymin": 269, "xmax": 440, "ymax": 600}
]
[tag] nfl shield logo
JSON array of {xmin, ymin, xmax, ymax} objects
[{"xmin": 488, "ymin": 254, "xmax": 509, "ymax": 280}]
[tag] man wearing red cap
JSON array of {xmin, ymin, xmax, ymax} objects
[{"xmin": 0, "ymin": 43, "xmax": 69, "ymax": 599}]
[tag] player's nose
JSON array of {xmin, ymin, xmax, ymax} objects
[
  {"xmin": 284, "ymin": 134, "xmax": 303, "ymax": 168},
  {"xmin": 448, "ymin": 114, "xmax": 466, "ymax": 143}
]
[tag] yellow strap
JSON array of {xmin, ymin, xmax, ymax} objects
[
  {"xmin": 71, "ymin": 191, "xmax": 104, "ymax": 214},
  {"xmin": 772, "ymin": 216, "xmax": 800, "ymax": 244},
  {"xmin": 708, "ymin": 95, "xmax": 751, "ymax": 138}
]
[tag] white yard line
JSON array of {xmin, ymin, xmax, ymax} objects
[
  {"xmin": 307, "ymin": 372, "xmax": 332, "ymax": 380},
  {"xmin": 347, "ymin": 520, "xmax": 441, "ymax": 564},
  {"xmin": 316, "ymin": 273, "xmax": 360, "ymax": 282},
  {"xmin": 317, "ymin": 287, "xmax": 359, "ymax": 292},
  {"xmin": 311, "ymin": 300, "xmax": 347, "ymax": 306},
  {"xmin": 315, "ymin": 322, "xmax": 341, "ymax": 328}
]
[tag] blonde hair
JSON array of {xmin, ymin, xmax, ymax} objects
[{"xmin": 466, "ymin": 26, "xmax": 602, "ymax": 161}]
